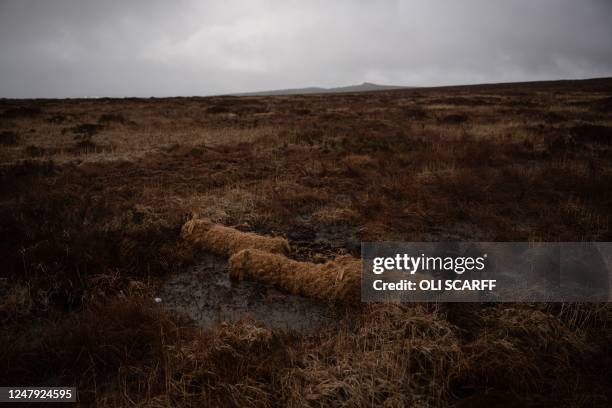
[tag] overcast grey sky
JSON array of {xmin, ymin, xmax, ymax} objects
[{"xmin": 1, "ymin": 0, "xmax": 611, "ymax": 98}]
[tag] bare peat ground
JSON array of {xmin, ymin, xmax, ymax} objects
[{"xmin": 1, "ymin": 78, "xmax": 611, "ymax": 406}]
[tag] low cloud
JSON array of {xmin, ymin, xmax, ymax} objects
[{"xmin": 1, "ymin": 0, "xmax": 611, "ymax": 97}]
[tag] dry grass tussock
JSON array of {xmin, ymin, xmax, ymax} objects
[
  {"xmin": 281, "ymin": 304, "xmax": 463, "ymax": 407},
  {"xmin": 454, "ymin": 305, "xmax": 611, "ymax": 405}
]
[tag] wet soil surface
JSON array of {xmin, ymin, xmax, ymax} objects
[{"xmin": 157, "ymin": 254, "xmax": 336, "ymax": 331}]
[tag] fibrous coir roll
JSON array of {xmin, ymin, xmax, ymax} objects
[
  {"xmin": 181, "ymin": 219, "xmax": 289, "ymax": 257},
  {"xmin": 229, "ymin": 249, "xmax": 361, "ymax": 304}
]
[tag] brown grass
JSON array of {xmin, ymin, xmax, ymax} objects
[
  {"xmin": 1, "ymin": 78, "xmax": 611, "ymax": 406},
  {"xmin": 281, "ymin": 304, "xmax": 463, "ymax": 407}
]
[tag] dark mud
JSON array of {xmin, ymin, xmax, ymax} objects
[{"xmin": 158, "ymin": 254, "xmax": 336, "ymax": 331}]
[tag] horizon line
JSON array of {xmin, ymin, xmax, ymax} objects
[{"xmin": 1, "ymin": 76, "xmax": 611, "ymax": 100}]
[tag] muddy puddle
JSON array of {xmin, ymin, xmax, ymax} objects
[{"xmin": 157, "ymin": 254, "xmax": 336, "ymax": 331}]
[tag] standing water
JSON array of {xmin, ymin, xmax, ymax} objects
[{"xmin": 158, "ymin": 254, "xmax": 336, "ymax": 331}]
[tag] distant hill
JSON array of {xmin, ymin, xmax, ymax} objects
[{"xmin": 231, "ymin": 82, "xmax": 411, "ymax": 96}]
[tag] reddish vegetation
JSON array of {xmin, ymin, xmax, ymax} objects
[{"xmin": 0, "ymin": 78, "xmax": 611, "ymax": 406}]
